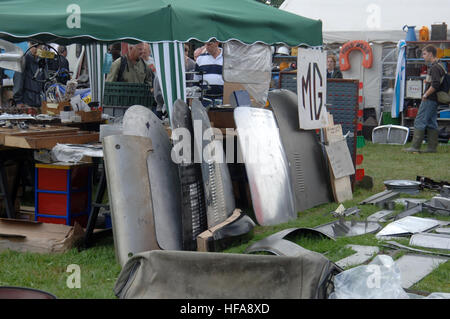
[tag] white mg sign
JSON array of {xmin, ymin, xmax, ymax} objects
[{"xmin": 297, "ymin": 48, "xmax": 328, "ymax": 130}]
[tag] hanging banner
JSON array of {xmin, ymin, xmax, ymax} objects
[{"xmin": 297, "ymin": 48, "xmax": 328, "ymax": 130}]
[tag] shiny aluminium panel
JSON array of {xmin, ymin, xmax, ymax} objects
[
  {"xmin": 122, "ymin": 105, "xmax": 182, "ymax": 251},
  {"xmin": 268, "ymin": 89, "xmax": 332, "ymax": 213},
  {"xmin": 234, "ymin": 106, "xmax": 296, "ymax": 226},
  {"xmin": 191, "ymin": 99, "xmax": 235, "ymax": 228},
  {"xmin": 103, "ymin": 134, "xmax": 159, "ymax": 266}
]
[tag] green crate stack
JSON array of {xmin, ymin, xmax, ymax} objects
[
  {"xmin": 103, "ymin": 82, "xmax": 154, "ymax": 108},
  {"xmin": 382, "ymin": 112, "xmax": 401, "ymax": 125}
]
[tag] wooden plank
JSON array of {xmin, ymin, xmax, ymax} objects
[
  {"xmin": 0, "ymin": 126, "xmax": 79, "ymax": 145},
  {"xmin": 323, "ymin": 120, "xmax": 353, "ymax": 203},
  {"xmin": 4, "ymin": 131, "xmax": 99, "ymax": 149}
]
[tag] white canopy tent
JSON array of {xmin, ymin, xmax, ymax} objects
[{"xmin": 280, "ymin": 0, "xmax": 450, "ymax": 120}]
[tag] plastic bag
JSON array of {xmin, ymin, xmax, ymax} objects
[{"xmin": 329, "ymin": 255, "xmax": 410, "ymax": 299}]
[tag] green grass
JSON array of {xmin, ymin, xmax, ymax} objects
[{"xmin": 0, "ymin": 141, "xmax": 449, "ymax": 298}]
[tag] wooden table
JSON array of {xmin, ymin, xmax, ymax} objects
[
  {"xmin": 0, "ymin": 125, "xmax": 99, "ymax": 150},
  {"xmin": 0, "ymin": 124, "xmax": 99, "ymax": 219}
]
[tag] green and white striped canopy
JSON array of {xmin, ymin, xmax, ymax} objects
[
  {"xmin": 0, "ymin": 0, "xmax": 322, "ymax": 47},
  {"xmin": 151, "ymin": 42, "xmax": 185, "ymax": 122}
]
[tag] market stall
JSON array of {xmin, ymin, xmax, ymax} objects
[{"xmin": 0, "ymin": 0, "xmax": 323, "ymax": 122}]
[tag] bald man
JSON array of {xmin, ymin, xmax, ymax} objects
[{"xmin": 106, "ymin": 42, "xmax": 153, "ymax": 86}]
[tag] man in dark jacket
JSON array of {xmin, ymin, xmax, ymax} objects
[
  {"xmin": 404, "ymin": 45, "xmax": 446, "ymax": 153},
  {"xmin": 13, "ymin": 42, "xmax": 45, "ymax": 108}
]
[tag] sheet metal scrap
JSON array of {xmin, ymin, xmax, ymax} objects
[
  {"xmin": 103, "ymin": 135, "xmax": 163, "ymax": 266},
  {"xmin": 395, "ymin": 254, "xmax": 448, "ymax": 289},
  {"xmin": 410, "ymin": 233, "xmax": 450, "ymax": 251},
  {"xmin": 172, "ymin": 99, "xmax": 208, "ymax": 251},
  {"xmin": 394, "ymin": 198, "xmax": 428, "ymax": 208},
  {"xmin": 376, "ymin": 216, "xmax": 441, "ymax": 238},
  {"xmin": 234, "ymin": 106, "xmax": 295, "ymax": 226},
  {"xmin": 394, "ymin": 203, "xmax": 424, "ymax": 220},
  {"xmin": 335, "ymin": 245, "xmax": 380, "ymax": 268},
  {"xmin": 314, "ymin": 219, "xmax": 381, "ymax": 239},
  {"xmin": 359, "ymin": 189, "xmax": 399, "ymax": 206},
  {"xmin": 366, "ymin": 209, "xmax": 395, "ymax": 223},
  {"xmin": 245, "ymin": 227, "xmax": 334, "ymax": 257},
  {"xmin": 122, "ymin": 105, "xmax": 183, "ymax": 251},
  {"xmin": 191, "ymin": 99, "xmax": 235, "ymax": 229},
  {"xmin": 267, "ymin": 89, "xmax": 333, "ymax": 212},
  {"xmin": 435, "ymin": 227, "xmax": 450, "ymax": 235},
  {"xmin": 383, "ymin": 241, "xmax": 450, "ymax": 258}
]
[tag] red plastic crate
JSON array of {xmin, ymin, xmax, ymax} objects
[
  {"xmin": 37, "ymin": 192, "xmax": 89, "ymax": 216},
  {"xmin": 355, "ymin": 168, "xmax": 365, "ymax": 181},
  {"xmin": 35, "ymin": 163, "xmax": 92, "ymax": 228}
]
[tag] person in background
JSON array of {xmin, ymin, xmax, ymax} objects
[
  {"xmin": 141, "ymin": 42, "xmax": 156, "ymax": 74},
  {"xmin": 13, "ymin": 42, "xmax": 45, "ymax": 108},
  {"xmin": 106, "ymin": 42, "xmax": 153, "ymax": 88},
  {"xmin": 327, "ymin": 54, "xmax": 343, "ymax": 79},
  {"xmin": 194, "ymin": 45, "xmax": 207, "ymax": 61},
  {"xmin": 185, "ymin": 43, "xmax": 196, "ymax": 87},
  {"xmin": 109, "ymin": 42, "xmax": 122, "ymax": 62},
  {"xmin": 404, "ymin": 45, "xmax": 445, "ymax": 153},
  {"xmin": 194, "ymin": 39, "xmax": 224, "ymax": 105}
]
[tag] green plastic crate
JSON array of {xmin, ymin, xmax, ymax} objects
[
  {"xmin": 382, "ymin": 112, "xmax": 401, "ymax": 125},
  {"xmin": 103, "ymin": 82, "xmax": 154, "ymax": 109},
  {"xmin": 357, "ymin": 135, "xmax": 365, "ymax": 148}
]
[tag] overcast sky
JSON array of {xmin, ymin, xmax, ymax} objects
[{"xmin": 280, "ymin": 0, "xmax": 450, "ymax": 32}]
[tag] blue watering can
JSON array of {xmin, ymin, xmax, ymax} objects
[{"xmin": 403, "ymin": 25, "xmax": 417, "ymax": 41}]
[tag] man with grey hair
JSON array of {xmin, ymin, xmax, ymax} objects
[{"xmin": 106, "ymin": 42, "xmax": 153, "ymax": 87}]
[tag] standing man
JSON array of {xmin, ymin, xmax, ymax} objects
[
  {"xmin": 13, "ymin": 42, "xmax": 45, "ymax": 108},
  {"xmin": 106, "ymin": 42, "xmax": 153, "ymax": 87},
  {"xmin": 194, "ymin": 39, "xmax": 224, "ymax": 105},
  {"xmin": 327, "ymin": 54, "xmax": 343, "ymax": 79},
  {"xmin": 404, "ymin": 45, "xmax": 445, "ymax": 153}
]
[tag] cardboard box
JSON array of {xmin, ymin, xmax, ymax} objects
[
  {"xmin": 75, "ymin": 110, "xmax": 102, "ymax": 122},
  {"xmin": 0, "ymin": 218, "xmax": 84, "ymax": 254},
  {"xmin": 41, "ymin": 101, "xmax": 71, "ymax": 115}
]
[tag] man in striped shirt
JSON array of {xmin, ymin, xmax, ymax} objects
[{"xmin": 194, "ymin": 39, "xmax": 224, "ymax": 105}]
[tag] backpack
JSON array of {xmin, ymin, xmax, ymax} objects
[
  {"xmin": 116, "ymin": 56, "xmax": 148, "ymax": 83},
  {"xmin": 436, "ymin": 63, "xmax": 450, "ymax": 104},
  {"xmin": 116, "ymin": 56, "xmax": 128, "ymax": 82}
]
